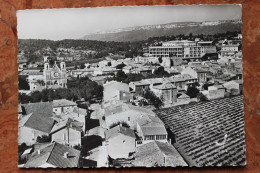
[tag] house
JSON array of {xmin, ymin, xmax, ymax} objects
[
  {"xmin": 176, "ymin": 93, "xmax": 191, "ymax": 105},
  {"xmin": 223, "ymin": 80, "xmax": 243, "ymax": 95},
  {"xmin": 105, "ymin": 125, "xmax": 136, "ymax": 159},
  {"xmin": 136, "ymin": 115, "xmax": 168, "ymax": 146},
  {"xmin": 132, "ymin": 141, "xmax": 187, "ymax": 167},
  {"xmin": 201, "ymin": 85, "xmax": 225, "ymax": 100},
  {"xmin": 50, "ymin": 118, "xmax": 83, "ymax": 147},
  {"xmin": 132, "ymin": 67, "xmax": 152, "ymax": 77},
  {"xmin": 129, "ymin": 80, "xmax": 150, "ymax": 95},
  {"xmin": 103, "ymin": 81, "xmax": 133, "ymax": 103},
  {"xmin": 151, "ymin": 82, "xmax": 177, "ymax": 105},
  {"xmin": 104, "ymin": 101, "xmax": 155, "ymax": 130},
  {"xmin": 18, "ymin": 113, "xmax": 55, "ymax": 145},
  {"xmin": 53, "ymin": 99, "xmax": 77, "ymax": 115},
  {"xmin": 24, "ymin": 142, "xmax": 80, "ymax": 168},
  {"xmin": 181, "ymin": 66, "xmax": 208, "ymax": 83}
]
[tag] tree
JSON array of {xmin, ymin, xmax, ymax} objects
[
  {"xmin": 36, "ymin": 135, "xmax": 51, "ymax": 143},
  {"xmin": 197, "ymin": 92, "xmax": 208, "ymax": 101},
  {"xmin": 115, "ymin": 70, "xmax": 127, "ymax": 82},
  {"xmin": 186, "ymin": 85, "xmax": 200, "ymax": 98},
  {"xmin": 143, "ymin": 89, "xmax": 163, "ymax": 109},
  {"xmin": 30, "ymin": 91, "xmax": 43, "ymax": 102},
  {"xmin": 80, "ymin": 63, "xmax": 85, "ymax": 69},
  {"xmin": 107, "ymin": 62, "xmax": 112, "ymax": 66},
  {"xmin": 18, "ymin": 93, "xmax": 31, "ymax": 104},
  {"xmin": 158, "ymin": 57, "xmax": 162, "ymax": 63},
  {"xmin": 153, "ymin": 66, "xmax": 169, "ymax": 76},
  {"xmin": 18, "ymin": 76, "xmax": 30, "ymax": 90},
  {"xmin": 115, "ymin": 63, "xmax": 126, "ymax": 69}
]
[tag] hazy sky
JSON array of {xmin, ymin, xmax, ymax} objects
[{"xmin": 17, "ymin": 5, "xmax": 241, "ymax": 40}]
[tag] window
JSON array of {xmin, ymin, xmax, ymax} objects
[{"xmin": 128, "ymin": 117, "xmax": 130, "ymax": 121}]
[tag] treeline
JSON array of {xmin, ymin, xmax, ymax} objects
[{"xmin": 18, "ymin": 77, "xmax": 103, "ymax": 104}]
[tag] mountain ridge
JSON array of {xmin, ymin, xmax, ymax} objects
[{"xmin": 81, "ymin": 20, "xmax": 241, "ymax": 42}]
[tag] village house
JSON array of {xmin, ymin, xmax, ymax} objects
[
  {"xmin": 129, "ymin": 80, "xmax": 150, "ymax": 95},
  {"xmin": 52, "ymin": 99, "xmax": 77, "ymax": 115},
  {"xmin": 18, "ymin": 113, "xmax": 54, "ymax": 145},
  {"xmin": 151, "ymin": 82, "xmax": 177, "ymax": 105},
  {"xmin": 105, "ymin": 125, "xmax": 136, "ymax": 159},
  {"xmin": 132, "ymin": 141, "xmax": 187, "ymax": 167},
  {"xmin": 103, "ymin": 101, "xmax": 156, "ymax": 130},
  {"xmin": 24, "ymin": 142, "xmax": 80, "ymax": 168},
  {"xmin": 176, "ymin": 93, "xmax": 191, "ymax": 105},
  {"xmin": 223, "ymin": 80, "xmax": 243, "ymax": 95},
  {"xmin": 131, "ymin": 67, "xmax": 152, "ymax": 77},
  {"xmin": 220, "ymin": 41, "xmax": 241, "ymax": 57},
  {"xmin": 129, "ymin": 74, "xmax": 197, "ymax": 96},
  {"xmin": 136, "ymin": 115, "xmax": 168, "ymax": 146},
  {"xmin": 201, "ymin": 85, "xmax": 225, "ymax": 100},
  {"xmin": 69, "ymin": 68, "xmax": 95, "ymax": 78},
  {"xmin": 50, "ymin": 118, "xmax": 83, "ymax": 147},
  {"xmin": 181, "ymin": 66, "xmax": 208, "ymax": 83},
  {"xmin": 103, "ymin": 81, "xmax": 133, "ymax": 103}
]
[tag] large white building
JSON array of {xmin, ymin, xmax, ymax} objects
[{"xmin": 149, "ymin": 40, "xmax": 216, "ymax": 59}]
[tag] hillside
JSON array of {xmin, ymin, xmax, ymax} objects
[{"xmin": 81, "ymin": 20, "xmax": 241, "ymax": 42}]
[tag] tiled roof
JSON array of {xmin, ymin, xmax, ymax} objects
[
  {"xmin": 152, "ymin": 82, "xmax": 176, "ymax": 90},
  {"xmin": 137, "ymin": 115, "xmax": 167, "ymax": 136},
  {"xmin": 50, "ymin": 118, "xmax": 82, "ymax": 134},
  {"xmin": 105, "ymin": 125, "xmax": 135, "ymax": 140},
  {"xmin": 20, "ymin": 112, "xmax": 54, "ymax": 134},
  {"xmin": 24, "ymin": 142, "xmax": 80, "ymax": 168},
  {"xmin": 133, "ymin": 141, "xmax": 187, "ymax": 167},
  {"xmin": 155, "ymin": 96, "xmax": 246, "ymax": 166},
  {"xmin": 53, "ymin": 99, "xmax": 77, "ymax": 107},
  {"xmin": 21, "ymin": 102, "xmax": 53, "ymax": 117}
]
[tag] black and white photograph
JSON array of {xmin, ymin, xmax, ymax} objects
[{"xmin": 17, "ymin": 4, "xmax": 245, "ymax": 168}]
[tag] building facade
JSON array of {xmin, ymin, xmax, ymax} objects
[
  {"xmin": 149, "ymin": 40, "xmax": 216, "ymax": 59},
  {"xmin": 43, "ymin": 57, "xmax": 67, "ymax": 88}
]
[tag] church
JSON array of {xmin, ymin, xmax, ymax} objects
[
  {"xmin": 43, "ymin": 57, "xmax": 67, "ymax": 88},
  {"xmin": 27, "ymin": 57, "xmax": 67, "ymax": 91}
]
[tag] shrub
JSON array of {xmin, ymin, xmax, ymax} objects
[{"xmin": 143, "ymin": 89, "xmax": 163, "ymax": 109}]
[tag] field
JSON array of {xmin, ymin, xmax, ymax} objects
[{"xmin": 155, "ymin": 95, "xmax": 246, "ymax": 166}]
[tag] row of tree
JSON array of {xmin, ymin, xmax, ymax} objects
[{"xmin": 18, "ymin": 77, "xmax": 103, "ymax": 104}]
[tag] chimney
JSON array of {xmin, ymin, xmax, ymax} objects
[
  {"xmin": 37, "ymin": 150, "xmax": 41, "ymax": 155},
  {"xmin": 63, "ymin": 152, "xmax": 69, "ymax": 158}
]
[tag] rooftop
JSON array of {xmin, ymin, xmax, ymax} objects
[
  {"xmin": 53, "ymin": 99, "xmax": 77, "ymax": 108},
  {"xmin": 20, "ymin": 102, "xmax": 53, "ymax": 117},
  {"xmin": 133, "ymin": 141, "xmax": 187, "ymax": 167},
  {"xmin": 24, "ymin": 142, "xmax": 80, "ymax": 168},
  {"xmin": 19, "ymin": 112, "xmax": 54, "ymax": 134},
  {"xmin": 50, "ymin": 118, "xmax": 83, "ymax": 134},
  {"xmin": 155, "ymin": 96, "xmax": 246, "ymax": 166},
  {"xmin": 105, "ymin": 125, "xmax": 136, "ymax": 140}
]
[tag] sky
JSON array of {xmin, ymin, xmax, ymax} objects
[{"xmin": 17, "ymin": 5, "xmax": 241, "ymax": 40}]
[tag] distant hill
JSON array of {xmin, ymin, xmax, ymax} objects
[{"xmin": 81, "ymin": 20, "xmax": 241, "ymax": 42}]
